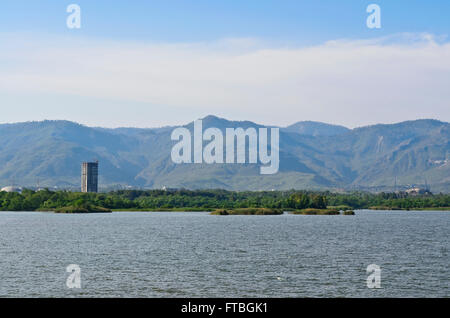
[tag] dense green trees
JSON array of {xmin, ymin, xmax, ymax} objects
[{"xmin": 0, "ymin": 188, "xmax": 449, "ymax": 212}]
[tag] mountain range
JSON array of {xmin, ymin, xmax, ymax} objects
[{"xmin": 0, "ymin": 116, "xmax": 449, "ymax": 192}]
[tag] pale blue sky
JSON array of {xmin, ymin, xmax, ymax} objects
[
  {"xmin": 1, "ymin": 1, "xmax": 449, "ymax": 43},
  {"xmin": 0, "ymin": 1, "xmax": 449, "ymax": 127}
]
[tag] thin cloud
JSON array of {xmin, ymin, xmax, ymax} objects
[{"xmin": 0, "ymin": 32, "xmax": 449, "ymax": 128}]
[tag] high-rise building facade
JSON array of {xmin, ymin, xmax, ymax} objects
[{"xmin": 81, "ymin": 161, "xmax": 98, "ymax": 193}]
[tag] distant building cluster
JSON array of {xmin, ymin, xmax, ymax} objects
[
  {"xmin": 405, "ymin": 187, "xmax": 431, "ymax": 196},
  {"xmin": 0, "ymin": 161, "xmax": 100, "ymax": 194}
]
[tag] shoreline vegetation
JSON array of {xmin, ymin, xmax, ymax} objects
[{"xmin": 0, "ymin": 189, "xmax": 448, "ymax": 214}]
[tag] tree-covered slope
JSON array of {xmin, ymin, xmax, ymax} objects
[{"xmin": 0, "ymin": 117, "xmax": 448, "ymax": 192}]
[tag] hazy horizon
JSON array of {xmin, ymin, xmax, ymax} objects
[{"xmin": 0, "ymin": 115, "xmax": 448, "ymax": 130}]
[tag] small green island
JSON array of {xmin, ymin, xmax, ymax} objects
[
  {"xmin": 290, "ymin": 208, "xmax": 355, "ymax": 215},
  {"xmin": 53, "ymin": 205, "xmax": 112, "ymax": 214},
  {"xmin": 209, "ymin": 208, "xmax": 356, "ymax": 216},
  {"xmin": 210, "ymin": 208, "xmax": 284, "ymax": 215},
  {"xmin": 36, "ymin": 204, "xmax": 112, "ymax": 213}
]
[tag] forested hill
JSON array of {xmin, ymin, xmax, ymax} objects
[{"xmin": 0, "ymin": 116, "xmax": 448, "ymax": 192}]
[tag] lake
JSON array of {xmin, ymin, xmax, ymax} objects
[{"xmin": 0, "ymin": 210, "xmax": 448, "ymax": 297}]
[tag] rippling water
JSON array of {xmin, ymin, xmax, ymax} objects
[{"xmin": 0, "ymin": 210, "xmax": 448, "ymax": 297}]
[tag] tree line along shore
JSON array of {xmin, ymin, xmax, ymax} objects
[{"xmin": 0, "ymin": 189, "xmax": 449, "ymax": 214}]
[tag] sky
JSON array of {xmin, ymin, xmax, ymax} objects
[{"xmin": 0, "ymin": 0, "xmax": 449, "ymax": 128}]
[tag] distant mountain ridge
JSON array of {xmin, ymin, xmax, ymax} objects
[
  {"xmin": 284, "ymin": 121, "xmax": 350, "ymax": 136},
  {"xmin": 0, "ymin": 116, "xmax": 448, "ymax": 192}
]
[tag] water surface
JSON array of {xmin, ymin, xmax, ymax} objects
[{"xmin": 0, "ymin": 210, "xmax": 448, "ymax": 297}]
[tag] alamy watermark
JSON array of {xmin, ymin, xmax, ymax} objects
[
  {"xmin": 66, "ymin": 4, "xmax": 81, "ymax": 29},
  {"xmin": 366, "ymin": 4, "xmax": 381, "ymax": 29},
  {"xmin": 171, "ymin": 119, "xmax": 279, "ymax": 174},
  {"xmin": 366, "ymin": 264, "xmax": 381, "ymax": 289},
  {"xmin": 66, "ymin": 264, "xmax": 81, "ymax": 289},
  {"xmin": 65, "ymin": 4, "xmax": 380, "ymax": 30}
]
